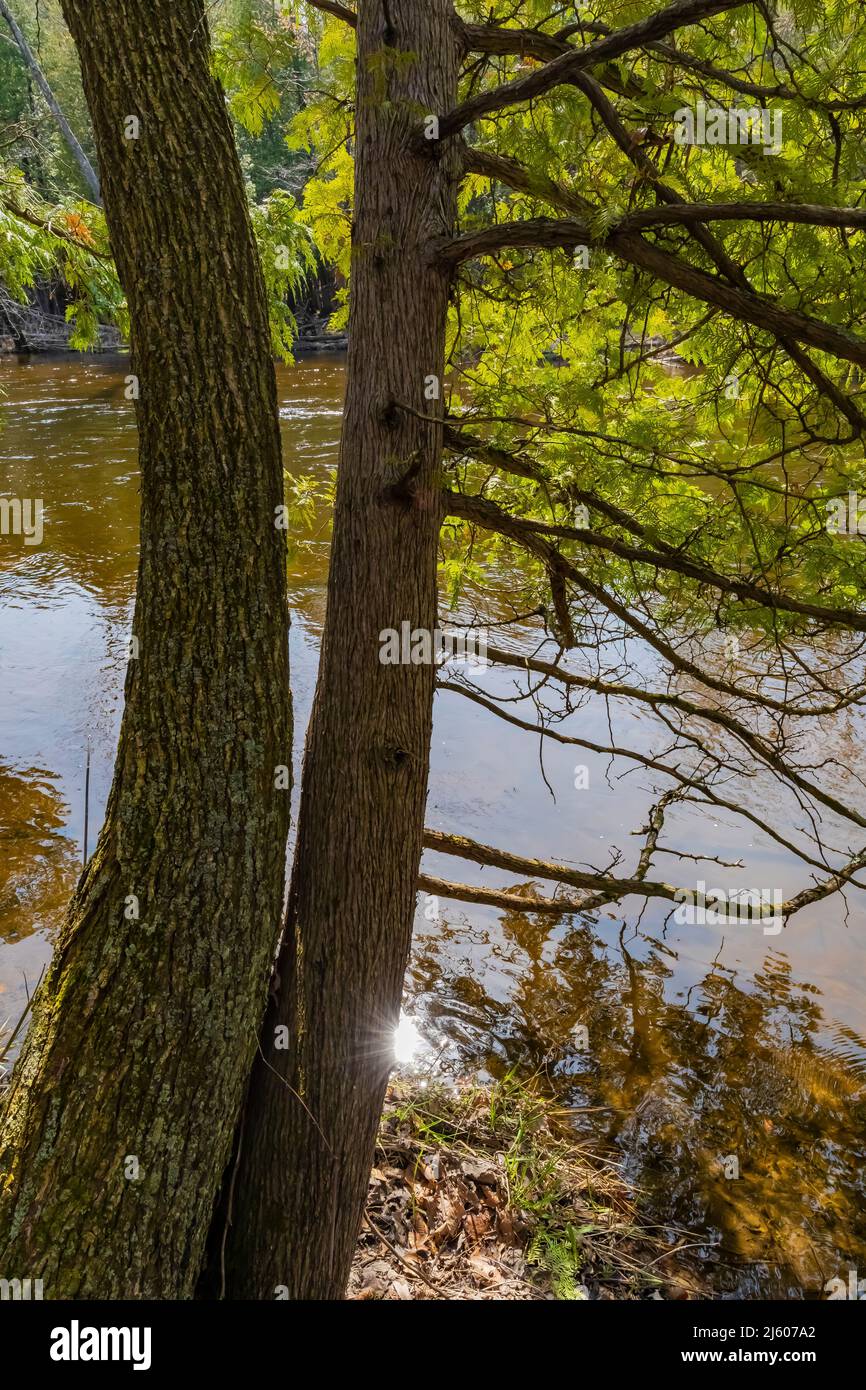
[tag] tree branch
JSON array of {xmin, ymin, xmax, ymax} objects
[
  {"xmin": 304, "ymin": 0, "xmax": 356, "ymax": 26},
  {"xmin": 443, "ymin": 487, "xmax": 866, "ymax": 633},
  {"xmin": 1, "ymin": 195, "xmax": 111, "ymax": 259},
  {"xmin": 421, "ymin": 825, "xmax": 866, "ymax": 919},
  {"xmin": 617, "ymin": 201, "xmax": 866, "ymax": 234},
  {"xmin": 459, "ymin": 22, "xmax": 569, "ymax": 64},
  {"xmin": 438, "ymin": 670, "xmax": 866, "ymax": 879},
  {"xmin": 433, "ymin": 0, "xmax": 752, "ymax": 141},
  {"xmin": 437, "ymin": 217, "xmax": 866, "ymax": 369},
  {"xmin": 419, "ymin": 871, "xmax": 596, "ymax": 915},
  {"xmin": 467, "ymin": 151, "xmax": 866, "ymax": 237},
  {"xmin": 442, "ymin": 494, "xmax": 866, "ymax": 828},
  {"xmin": 643, "ymin": 36, "xmax": 866, "ymax": 112},
  {"xmin": 423, "ymin": 826, "xmax": 676, "ymax": 898}
]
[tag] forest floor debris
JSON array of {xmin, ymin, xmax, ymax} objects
[{"xmin": 349, "ymin": 1073, "xmax": 707, "ymax": 1301}]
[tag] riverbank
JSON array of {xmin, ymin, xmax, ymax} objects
[
  {"xmin": 350, "ymin": 1074, "xmax": 705, "ymax": 1301},
  {"xmin": 0, "ymin": 283, "xmax": 345, "ymax": 355}
]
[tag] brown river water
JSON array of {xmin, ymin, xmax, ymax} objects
[{"xmin": 1, "ymin": 353, "xmax": 864, "ymax": 1299}]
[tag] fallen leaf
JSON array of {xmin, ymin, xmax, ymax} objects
[
  {"xmin": 467, "ymin": 1252, "xmax": 502, "ymax": 1285},
  {"xmin": 464, "ymin": 1209, "xmax": 492, "ymax": 1244}
]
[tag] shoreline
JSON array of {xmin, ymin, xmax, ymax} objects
[{"xmin": 350, "ymin": 1074, "xmax": 704, "ymax": 1302}]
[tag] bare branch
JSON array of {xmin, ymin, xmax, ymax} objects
[
  {"xmin": 421, "ymin": 834, "xmax": 866, "ymax": 920},
  {"xmin": 423, "ymin": 826, "xmax": 677, "ymax": 898},
  {"xmin": 439, "ymin": 670, "xmax": 866, "ymax": 878},
  {"xmin": 442, "ymin": 496, "xmax": 866, "ymax": 828},
  {"xmin": 419, "ymin": 872, "xmax": 596, "ymax": 915}
]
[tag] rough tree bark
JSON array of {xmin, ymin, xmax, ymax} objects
[
  {"xmin": 0, "ymin": 0, "xmax": 291, "ymax": 1297},
  {"xmin": 0, "ymin": 0, "xmax": 101, "ymax": 202},
  {"xmin": 217, "ymin": 0, "xmax": 462, "ymax": 1299}
]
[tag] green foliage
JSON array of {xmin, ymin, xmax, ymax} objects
[
  {"xmin": 0, "ymin": 173, "xmax": 126, "ymax": 347},
  {"xmin": 526, "ymin": 1226, "xmax": 587, "ymax": 1300},
  {"xmin": 212, "ymin": 10, "xmax": 292, "ymax": 136},
  {"xmin": 0, "ymin": 166, "xmax": 314, "ymax": 356},
  {"xmin": 0, "ymin": 0, "xmax": 317, "ymax": 357},
  {"xmin": 283, "ymin": 13, "xmax": 355, "ymax": 320},
  {"xmin": 290, "ymin": 0, "xmax": 866, "ymax": 637},
  {"xmin": 250, "ymin": 189, "xmax": 316, "ymax": 359},
  {"xmin": 211, "ymin": 0, "xmax": 315, "ymax": 199},
  {"xmin": 0, "ymin": 0, "xmax": 97, "ymax": 198},
  {"xmin": 281, "ymin": 469, "xmax": 336, "ymax": 559}
]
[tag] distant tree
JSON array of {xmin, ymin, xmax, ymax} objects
[
  {"xmin": 0, "ymin": 0, "xmax": 98, "ymax": 197},
  {"xmin": 212, "ymin": 0, "xmax": 316, "ymax": 200}
]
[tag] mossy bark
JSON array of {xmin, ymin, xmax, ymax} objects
[
  {"xmin": 218, "ymin": 0, "xmax": 461, "ymax": 1299},
  {"xmin": 0, "ymin": 0, "xmax": 291, "ymax": 1298}
]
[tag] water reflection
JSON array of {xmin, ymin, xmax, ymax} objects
[
  {"xmin": 408, "ymin": 902, "xmax": 866, "ymax": 1297},
  {"xmin": 0, "ymin": 759, "xmax": 78, "ymax": 942},
  {"xmin": 0, "ymin": 351, "xmax": 864, "ymax": 1298}
]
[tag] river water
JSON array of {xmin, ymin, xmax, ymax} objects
[{"xmin": 1, "ymin": 353, "xmax": 864, "ymax": 1298}]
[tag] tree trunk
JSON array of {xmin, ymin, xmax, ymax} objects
[
  {"xmin": 0, "ymin": 0, "xmax": 291, "ymax": 1298},
  {"xmin": 0, "ymin": 0, "xmax": 101, "ymax": 203},
  {"xmin": 218, "ymin": 0, "xmax": 461, "ymax": 1299}
]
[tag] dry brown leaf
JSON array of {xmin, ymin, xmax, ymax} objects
[
  {"xmin": 464, "ymin": 1209, "xmax": 493, "ymax": 1244},
  {"xmin": 467, "ymin": 1251, "xmax": 502, "ymax": 1285},
  {"xmin": 496, "ymin": 1209, "xmax": 518, "ymax": 1246}
]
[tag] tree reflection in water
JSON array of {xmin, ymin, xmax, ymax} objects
[{"xmin": 409, "ymin": 903, "xmax": 866, "ymax": 1298}]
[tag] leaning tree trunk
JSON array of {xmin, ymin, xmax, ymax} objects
[
  {"xmin": 0, "ymin": 0, "xmax": 101, "ymax": 202},
  {"xmin": 0, "ymin": 0, "xmax": 291, "ymax": 1298},
  {"xmin": 218, "ymin": 0, "xmax": 461, "ymax": 1299}
]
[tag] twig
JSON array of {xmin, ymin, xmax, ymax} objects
[
  {"xmin": 0, "ymin": 966, "xmax": 46, "ymax": 1071},
  {"xmin": 83, "ymin": 741, "xmax": 91, "ymax": 867},
  {"xmin": 362, "ymin": 1210, "xmax": 452, "ymax": 1299}
]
